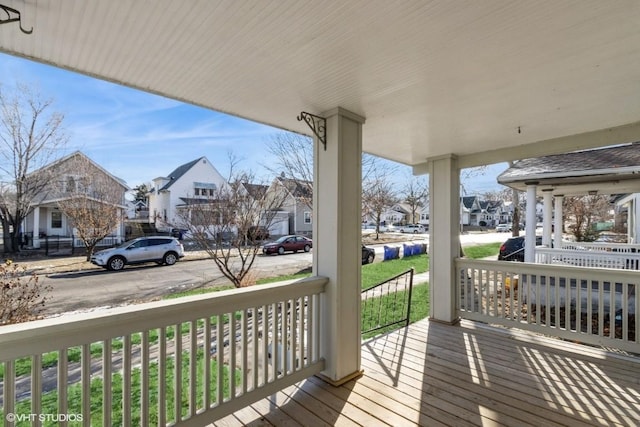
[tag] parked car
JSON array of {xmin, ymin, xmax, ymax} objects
[
  {"xmin": 495, "ymin": 223, "xmax": 511, "ymax": 232},
  {"xmin": 362, "ymin": 245, "xmax": 376, "ymax": 264},
  {"xmin": 398, "ymin": 224, "xmax": 425, "ymax": 233},
  {"xmin": 262, "ymin": 235, "xmax": 312, "ymax": 255},
  {"xmin": 498, "ymin": 235, "xmax": 542, "ymax": 262},
  {"xmin": 91, "ymin": 236, "xmax": 185, "ymax": 271}
]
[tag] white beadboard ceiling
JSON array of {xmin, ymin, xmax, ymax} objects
[{"xmin": 2, "ymin": 0, "xmax": 640, "ymax": 168}]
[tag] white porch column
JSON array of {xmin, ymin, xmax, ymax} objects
[
  {"xmin": 542, "ymin": 190, "xmax": 553, "ymax": 247},
  {"xmin": 32, "ymin": 206, "xmax": 40, "ymax": 249},
  {"xmin": 524, "ymin": 182, "xmax": 538, "ymax": 262},
  {"xmin": 313, "ymin": 107, "xmax": 364, "ymax": 385},
  {"xmin": 428, "ymin": 154, "xmax": 460, "ymax": 324},
  {"xmin": 633, "ymin": 194, "xmax": 640, "ymax": 244},
  {"xmin": 554, "ymin": 195, "xmax": 564, "ymax": 247}
]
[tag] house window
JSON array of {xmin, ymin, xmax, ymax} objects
[
  {"xmin": 304, "ymin": 211, "xmax": 312, "ymax": 224},
  {"xmin": 51, "ymin": 210, "xmax": 62, "ymax": 229},
  {"xmin": 194, "ymin": 182, "xmax": 216, "ymax": 197}
]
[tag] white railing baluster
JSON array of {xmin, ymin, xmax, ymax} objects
[
  {"xmin": 4, "ymin": 361, "xmax": 15, "ymax": 424},
  {"xmin": 229, "ymin": 314, "xmax": 236, "ymax": 399},
  {"xmin": 281, "ymin": 300, "xmax": 288, "ymax": 375},
  {"xmin": 292, "ymin": 298, "xmax": 298, "ymax": 373},
  {"xmin": 158, "ymin": 327, "xmax": 167, "ymax": 426},
  {"xmin": 122, "ymin": 335, "xmax": 131, "ymax": 427},
  {"xmin": 58, "ymin": 349, "xmax": 68, "ymax": 425},
  {"xmin": 299, "ymin": 297, "xmax": 306, "ymax": 368},
  {"xmin": 204, "ymin": 318, "xmax": 212, "ymax": 409},
  {"xmin": 216, "ymin": 315, "xmax": 223, "ymax": 406},
  {"xmin": 241, "ymin": 308, "xmax": 248, "ymax": 394},
  {"xmin": 81, "ymin": 344, "xmax": 91, "ymax": 427},
  {"xmin": 174, "ymin": 323, "xmax": 182, "ymax": 422},
  {"xmin": 31, "ymin": 354, "xmax": 42, "ymax": 427},
  {"xmin": 261, "ymin": 304, "xmax": 268, "ymax": 386},
  {"xmin": 102, "ymin": 340, "xmax": 111, "ymax": 427},
  {"xmin": 141, "ymin": 331, "xmax": 150, "ymax": 426},
  {"xmin": 622, "ymin": 283, "xmax": 629, "ymax": 341},
  {"xmin": 189, "ymin": 320, "xmax": 197, "ymax": 417},
  {"xmin": 252, "ymin": 307, "xmax": 259, "ymax": 390}
]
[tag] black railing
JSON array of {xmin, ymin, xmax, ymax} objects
[{"xmin": 361, "ymin": 268, "xmax": 415, "ymax": 337}]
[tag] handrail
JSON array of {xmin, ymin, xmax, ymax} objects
[
  {"xmin": 0, "ymin": 276, "xmax": 329, "ymax": 425},
  {"xmin": 362, "ymin": 268, "xmax": 414, "ymax": 336},
  {"xmin": 0, "ymin": 276, "xmax": 328, "ymax": 362},
  {"xmin": 456, "ymin": 258, "xmax": 639, "ymax": 354}
]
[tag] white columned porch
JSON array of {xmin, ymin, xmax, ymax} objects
[
  {"xmin": 524, "ymin": 182, "xmax": 538, "ymax": 262},
  {"xmin": 313, "ymin": 107, "xmax": 364, "ymax": 385},
  {"xmin": 428, "ymin": 154, "xmax": 460, "ymax": 324},
  {"xmin": 32, "ymin": 206, "xmax": 40, "ymax": 249},
  {"xmin": 542, "ymin": 189, "xmax": 553, "ymax": 247},
  {"xmin": 554, "ymin": 195, "xmax": 564, "ymax": 247}
]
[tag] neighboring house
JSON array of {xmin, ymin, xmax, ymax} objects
[
  {"xmin": 147, "ymin": 157, "xmax": 227, "ymax": 232},
  {"xmin": 126, "ymin": 199, "xmax": 148, "ymax": 219},
  {"xmin": 266, "ymin": 176, "xmax": 313, "ymax": 237},
  {"xmin": 460, "ymin": 196, "xmax": 511, "ymax": 227},
  {"xmin": 23, "ymin": 151, "xmax": 129, "ymax": 249},
  {"xmin": 380, "ymin": 204, "xmax": 408, "ymax": 225}
]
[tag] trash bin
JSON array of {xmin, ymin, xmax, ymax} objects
[{"xmin": 384, "ymin": 245, "xmax": 400, "ymax": 260}]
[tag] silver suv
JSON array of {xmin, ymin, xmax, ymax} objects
[{"xmin": 91, "ymin": 236, "xmax": 185, "ymax": 271}]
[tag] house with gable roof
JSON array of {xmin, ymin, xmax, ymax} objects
[
  {"xmin": 23, "ymin": 151, "xmax": 129, "ymax": 249},
  {"xmin": 147, "ymin": 157, "xmax": 227, "ymax": 232},
  {"xmin": 265, "ymin": 175, "xmax": 313, "ymax": 237}
]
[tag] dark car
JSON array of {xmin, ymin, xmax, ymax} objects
[
  {"xmin": 362, "ymin": 245, "xmax": 375, "ymax": 264},
  {"xmin": 262, "ymin": 235, "xmax": 312, "ymax": 255},
  {"xmin": 498, "ymin": 235, "xmax": 542, "ymax": 262}
]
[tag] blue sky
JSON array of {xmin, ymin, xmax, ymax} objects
[{"xmin": 0, "ymin": 52, "xmax": 505, "ymax": 194}]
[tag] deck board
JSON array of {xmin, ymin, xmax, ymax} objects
[{"xmin": 214, "ymin": 318, "xmax": 640, "ymax": 426}]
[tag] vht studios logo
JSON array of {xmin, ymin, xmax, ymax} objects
[{"xmin": 6, "ymin": 413, "xmax": 83, "ymax": 423}]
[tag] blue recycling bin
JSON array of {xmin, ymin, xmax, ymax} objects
[
  {"xmin": 403, "ymin": 243, "xmax": 414, "ymax": 257},
  {"xmin": 384, "ymin": 245, "xmax": 400, "ymax": 260}
]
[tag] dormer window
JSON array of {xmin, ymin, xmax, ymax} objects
[{"xmin": 194, "ymin": 182, "xmax": 216, "ymax": 197}]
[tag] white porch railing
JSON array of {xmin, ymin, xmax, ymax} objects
[
  {"xmin": 536, "ymin": 247, "xmax": 640, "ymax": 269},
  {"xmin": 456, "ymin": 259, "xmax": 639, "ymax": 354},
  {"xmin": 559, "ymin": 240, "xmax": 640, "ymax": 253},
  {"xmin": 0, "ymin": 276, "xmax": 327, "ymax": 426}
]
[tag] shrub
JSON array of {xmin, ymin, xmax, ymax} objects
[{"xmin": 0, "ymin": 260, "xmax": 51, "ymax": 325}]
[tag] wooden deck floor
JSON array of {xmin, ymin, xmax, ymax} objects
[{"xmin": 214, "ymin": 318, "xmax": 640, "ymax": 426}]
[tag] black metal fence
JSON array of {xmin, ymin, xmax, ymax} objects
[{"xmin": 361, "ymin": 268, "xmax": 415, "ymax": 337}]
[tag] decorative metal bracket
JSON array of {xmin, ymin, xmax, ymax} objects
[
  {"xmin": 297, "ymin": 111, "xmax": 327, "ymax": 150},
  {"xmin": 0, "ymin": 4, "xmax": 32, "ymax": 34}
]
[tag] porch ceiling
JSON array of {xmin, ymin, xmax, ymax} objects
[{"xmin": 2, "ymin": 1, "xmax": 640, "ymax": 167}]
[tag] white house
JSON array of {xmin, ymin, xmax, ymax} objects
[
  {"xmin": 23, "ymin": 151, "xmax": 129, "ymax": 248},
  {"xmin": 147, "ymin": 157, "xmax": 227, "ymax": 232}
]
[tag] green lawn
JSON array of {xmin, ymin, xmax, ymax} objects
[{"xmin": 462, "ymin": 242, "xmax": 501, "ymax": 259}]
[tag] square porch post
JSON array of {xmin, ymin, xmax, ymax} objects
[
  {"xmin": 428, "ymin": 154, "xmax": 460, "ymax": 324},
  {"xmin": 312, "ymin": 107, "xmax": 365, "ymax": 385}
]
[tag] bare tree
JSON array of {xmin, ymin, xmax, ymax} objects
[
  {"xmin": 174, "ymin": 159, "xmax": 288, "ymax": 287},
  {"xmin": 362, "ymin": 177, "xmax": 398, "ymax": 239},
  {"xmin": 54, "ymin": 154, "xmax": 127, "ymax": 260},
  {"xmin": 265, "ymin": 131, "xmax": 399, "ymax": 208},
  {"xmin": 0, "ymin": 83, "xmax": 68, "ymax": 252},
  {"xmin": 400, "ymin": 174, "xmax": 428, "ymax": 224},
  {"xmin": 564, "ymin": 194, "xmax": 612, "ymax": 241}
]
